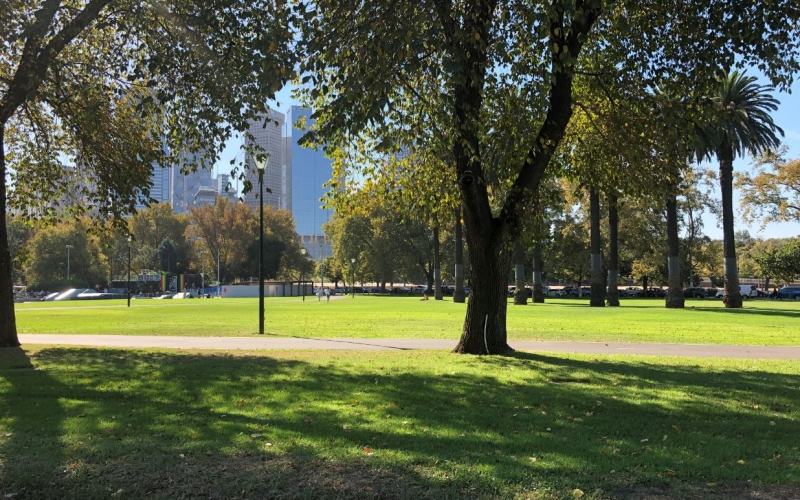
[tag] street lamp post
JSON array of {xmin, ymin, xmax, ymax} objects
[
  {"xmin": 65, "ymin": 244, "xmax": 73, "ymax": 281},
  {"xmin": 254, "ymin": 154, "xmax": 269, "ymax": 335},
  {"xmin": 126, "ymin": 236, "xmax": 132, "ymax": 308},
  {"xmin": 351, "ymin": 257, "xmax": 356, "ymax": 298},
  {"xmin": 300, "ymin": 248, "xmax": 306, "ymax": 301},
  {"xmin": 217, "ymin": 249, "xmax": 221, "ymax": 297}
]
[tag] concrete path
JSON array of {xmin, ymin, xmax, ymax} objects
[{"xmin": 18, "ymin": 334, "xmax": 800, "ymax": 359}]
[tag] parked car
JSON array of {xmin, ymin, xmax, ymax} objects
[
  {"xmin": 778, "ymin": 286, "xmax": 800, "ymax": 300},
  {"xmin": 683, "ymin": 287, "xmax": 709, "ymax": 298},
  {"xmin": 622, "ymin": 287, "xmax": 643, "ymax": 297},
  {"xmin": 648, "ymin": 288, "xmax": 667, "ymax": 298}
]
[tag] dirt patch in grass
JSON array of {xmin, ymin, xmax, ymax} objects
[{"xmin": 3, "ymin": 454, "xmax": 441, "ymax": 500}]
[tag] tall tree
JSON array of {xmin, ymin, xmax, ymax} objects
[
  {"xmin": 606, "ymin": 193, "xmax": 620, "ymax": 306},
  {"xmin": 696, "ymin": 72, "xmax": 783, "ymax": 308},
  {"xmin": 589, "ymin": 188, "xmax": 605, "ymax": 306},
  {"xmin": 1, "ymin": 0, "xmax": 296, "ymax": 347},
  {"xmin": 297, "ymin": 0, "xmax": 800, "ymax": 354}
]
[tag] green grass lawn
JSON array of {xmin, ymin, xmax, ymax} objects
[
  {"xmin": 1, "ymin": 347, "xmax": 798, "ymax": 499},
  {"xmin": 14, "ymin": 296, "xmax": 800, "ymax": 345}
]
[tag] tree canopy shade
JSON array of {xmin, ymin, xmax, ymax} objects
[
  {"xmin": 296, "ymin": 0, "xmax": 800, "ymax": 353},
  {"xmin": 0, "ymin": 0, "xmax": 297, "ymax": 346}
]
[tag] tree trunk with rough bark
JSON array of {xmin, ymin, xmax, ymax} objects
[
  {"xmin": 665, "ymin": 195, "xmax": 685, "ymax": 308},
  {"xmin": 0, "ymin": 127, "xmax": 20, "ymax": 347},
  {"xmin": 532, "ymin": 243, "xmax": 545, "ymax": 303},
  {"xmin": 589, "ymin": 188, "xmax": 605, "ymax": 307},
  {"xmin": 513, "ymin": 241, "xmax": 527, "ymax": 305},
  {"xmin": 453, "ymin": 206, "xmax": 466, "ymax": 303},
  {"xmin": 719, "ymin": 144, "xmax": 742, "ymax": 308},
  {"xmin": 433, "ymin": 224, "xmax": 443, "ymax": 300},
  {"xmin": 453, "ymin": 240, "xmax": 513, "ymax": 354},
  {"xmin": 606, "ymin": 193, "xmax": 620, "ymax": 306}
]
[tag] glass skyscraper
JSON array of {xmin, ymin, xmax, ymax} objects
[{"xmin": 285, "ymin": 106, "xmax": 333, "ymax": 260}]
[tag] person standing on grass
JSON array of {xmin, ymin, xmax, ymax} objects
[{"xmin": 324, "ymin": 287, "xmax": 330, "ymax": 302}]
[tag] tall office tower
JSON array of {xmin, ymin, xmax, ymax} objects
[
  {"xmin": 150, "ymin": 165, "xmax": 172, "ymax": 204},
  {"xmin": 244, "ymin": 108, "xmax": 285, "ymax": 210},
  {"xmin": 285, "ymin": 106, "xmax": 333, "ymax": 260}
]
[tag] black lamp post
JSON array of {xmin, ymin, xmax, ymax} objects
[
  {"xmin": 254, "ymin": 154, "xmax": 268, "ymax": 335},
  {"xmin": 126, "ymin": 236, "xmax": 132, "ymax": 308},
  {"xmin": 351, "ymin": 257, "xmax": 356, "ymax": 298},
  {"xmin": 300, "ymin": 248, "xmax": 306, "ymax": 301}
]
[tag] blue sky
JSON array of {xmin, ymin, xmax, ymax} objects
[{"xmin": 217, "ymin": 79, "xmax": 800, "ymax": 242}]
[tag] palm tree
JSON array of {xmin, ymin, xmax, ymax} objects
[{"xmin": 697, "ymin": 71, "xmax": 782, "ymax": 308}]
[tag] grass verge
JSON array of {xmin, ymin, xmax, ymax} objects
[
  {"xmin": 13, "ymin": 296, "xmax": 800, "ymax": 345},
  {"xmin": 1, "ymin": 347, "xmax": 799, "ymax": 499}
]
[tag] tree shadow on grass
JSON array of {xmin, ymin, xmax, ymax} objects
[
  {"xmin": 1, "ymin": 347, "xmax": 800, "ymax": 499},
  {"xmin": 686, "ymin": 306, "xmax": 800, "ymax": 320}
]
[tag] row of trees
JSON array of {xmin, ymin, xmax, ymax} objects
[
  {"xmin": 319, "ymin": 171, "xmax": 800, "ymax": 299},
  {"xmin": 7, "ymin": 199, "xmax": 313, "ymax": 291}
]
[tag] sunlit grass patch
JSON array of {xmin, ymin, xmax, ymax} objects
[{"xmin": 1, "ymin": 347, "xmax": 799, "ymax": 498}]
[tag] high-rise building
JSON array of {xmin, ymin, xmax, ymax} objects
[
  {"xmin": 285, "ymin": 106, "xmax": 333, "ymax": 260},
  {"xmin": 244, "ymin": 109, "xmax": 285, "ymax": 210},
  {"xmin": 150, "ymin": 165, "xmax": 172, "ymax": 204}
]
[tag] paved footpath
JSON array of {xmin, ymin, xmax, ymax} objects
[{"xmin": 18, "ymin": 334, "xmax": 800, "ymax": 359}]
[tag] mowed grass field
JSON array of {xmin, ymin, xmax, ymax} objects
[
  {"xmin": 1, "ymin": 347, "xmax": 799, "ymax": 499},
  {"xmin": 13, "ymin": 296, "xmax": 800, "ymax": 345}
]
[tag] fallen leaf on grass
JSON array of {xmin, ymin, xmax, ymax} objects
[
  {"xmin": 362, "ymin": 447, "xmax": 373, "ymax": 455},
  {"xmin": 672, "ymin": 424, "xmax": 681, "ymax": 432},
  {"xmin": 707, "ymin": 482, "xmax": 717, "ymax": 487},
  {"xmin": 111, "ymin": 489, "xmax": 123, "ymax": 497},
  {"xmin": 250, "ymin": 434, "xmax": 262, "ymax": 439},
  {"xmin": 737, "ymin": 460, "xmax": 746, "ymax": 465},
  {"xmin": 665, "ymin": 470, "xmax": 677, "ymax": 477},
  {"xmin": 572, "ymin": 488, "xmax": 584, "ymax": 497}
]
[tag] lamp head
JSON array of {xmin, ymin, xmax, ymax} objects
[
  {"xmin": 301, "ymin": 248, "xmax": 306, "ymax": 255},
  {"xmin": 254, "ymin": 154, "xmax": 269, "ymax": 172}
]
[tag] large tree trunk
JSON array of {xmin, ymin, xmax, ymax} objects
[
  {"xmin": 433, "ymin": 224, "xmax": 443, "ymax": 300},
  {"xmin": 719, "ymin": 144, "xmax": 742, "ymax": 308},
  {"xmin": 589, "ymin": 188, "xmax": 605, "ymax": 307},
  {"xmin": 532, "ymin": 242, "xmax": 545, "ymax": 303},
  {"xmin": 0, "ymin": 126, "xmax": 20, "ymax": 347},
  {"xmin": 606, "ymin": 192, "xmax": 620, "ymax": 306},
  {"xmin": 665, "ymin": 194, "xmax": 685, "ymax": 308},
  {"xmin": 453, "ymin": 206, "xmax": 466, "ymax": 303},
  {"xmin": 453, "ymin": 239, "xmax": 513, "ymax": 354},
  {"xmin": 513, "ymin": 241, "xmax": 527, "ymax": 305}
]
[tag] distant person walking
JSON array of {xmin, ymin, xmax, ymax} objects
[
  {"xmin": 324, "ymin": 287, "xmax": 330, "ymax": 302},
  {"xmin": 316, "ymin": 287, "xmax": 322, "ymax": 301}
]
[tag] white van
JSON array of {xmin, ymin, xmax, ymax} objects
[{"xmin": 716, "ymin": 284, "xmax": 757, "ymax": 299}]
